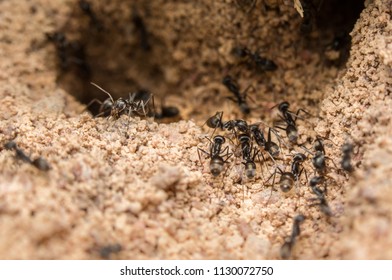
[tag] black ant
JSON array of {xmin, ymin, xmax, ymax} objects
[
  {"xmin": 341, "ymin": 142, "xmax": 354, "ymax": 173},
  {"xmin": 273, "ymin": 101, "xmax": 309, "ymax": 143},
  {"xmin": 4, "ymin": 141, "xmax": 50, "ymax": 171},
  {"xmin": 46, "ymin": 32, "xmax": 68, "ymax": 69},
  {"xmin": 222, "ymin": 75, "xmax": 253, "ymax": 115},
  {"xmin": 238, "ymin": 133, "xmax": 259, "ymax": 179},
  {"xmin": 308, "ymin": 176, "xmax": 332, "ymax": 216},
  {"xmin": 299, "ymin": 0, "xmax": 317, "ymax": 33},
  {"xmin": 280, "ymin": 214, "xmax": 305, "ymax": 259},
  {"xmin": 249, "ymin": 123, "xmax": 266, "ymax": 148},
  {"xmin": 265, "ymin": 153, "xmax": 305, "ymax": 194},
  {"xmin": 232, "ymin": 46, "xmax": 277, "ymax": 72},
  {"xmin": 291, "ymin": 153, "xmax": 307, "ymax": 181},
  {"xmin": 132, "ymin": 8, "xmax": 151, "ymax": 51},
  {"xmin": 264, "ymin": 167, "xmax": 294, "ymax": 194},
  {"xmin": 99, "ymin": 244, "xmax": 122, "ymax": 259},
  {"xmin": 46, "ymin": 32, "xmax": 91, "ymax": 78},
  {"xmin": 249, "ymin": 124, "xmax": 280, "ymax": 161},
  {"xmin": 88, "ymin": 83, "xmax": 154, "ymax": 120},
  {"xmin": 198, "ymin": 135, "xmax": 233, "ymax": 177},
  {"xmin": 264, "ymin": 127, "xmax": 281, "ymax": 159},
  {"xmin": 79, "ymin": 0, "xmax": 104, "ymax": 31},
  {"xmin": 302, "ymin": 136, "xmax": 336, "ymax": 175}
]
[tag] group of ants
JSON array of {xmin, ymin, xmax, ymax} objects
[{"xmin": 198, "ymin": 98, "xmax": 355, "ymax": 257}]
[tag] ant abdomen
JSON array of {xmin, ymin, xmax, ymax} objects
[
  {"xmin": 280, "ymin": 172, "xmax": 295, "ymax": 193},
  {"xmin": 244, "ymin": 160, "xmax": 256, "ymax": 179},
  {"xmin": 210, "ymin": 156, "xmax": 225, "ymax": 177}
]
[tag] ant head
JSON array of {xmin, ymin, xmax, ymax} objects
[
  {"xmin": 294, "ymin": 215, "xmax": 305, "ymax": 223},
  {"xmin": 342, "ymin": 143, "xmax": 353, "ymax": 153},
  {"xmin": 240, "ymin": 104, "xmax": 251, "ymax": 115},
  {"xmin": 238, "ymin": 133, "xmax": 250, "ymax": 143},
  {"xmin": 4, "ymin": 141, "xmax": 16, "ymax": 150},
  {"xmin": 213, "ymin": 135, "xmax": 225, "ymax": 144},
  {"xmin": 278, "ymin": 101, "xmax": 290, "ymax": 112},
  {"xmin": 235, "ymin": 119, "xmax": 249, "ymax": 132},
  {"xmin": 101, "ymin": 99, "xmax": 113, "ymax": 112},
  {"xmin": 293, "ymin": 153, "xmax": 307, "ymax": 162},
  {"xmin": 114, "ymin": 98, "xmax": 127, "ymax": 112},
  {"xmin": 231, "ymin": 46, "xmax": 250, "ymax": 58},
  {"xmin": 222, "ymin": 75, "xmax": 232, "ymax": 85},
  {"xmin": 263, "ymin": 59, "xmax": 278, "ymax": 71}
]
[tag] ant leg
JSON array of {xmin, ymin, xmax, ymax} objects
[
  {"xmin": 83, "ymin": 98, "xmax": 103, "ymax": 115},
  {"xmin": 197, "ymin": 147, "xmax": 210, "ymax": 167}
]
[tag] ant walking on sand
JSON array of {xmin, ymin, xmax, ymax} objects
[
  {"xmin": 4, "ymin": 141, "xmax": 50, "ymax": 171},
  {"xmin": 88, "ymin": 83, "xmax": 154, "ymax": 120},
  {"xmin": 341, "ymin": 142, "xmax": 354, "ymax": 173},
  {"xmin": 232, "ymin": 46, "xmax": 277, "ymax": 73},
  {"xmin": 264, "ymin": 152, "xmax": 306, "ymax": 194},
  {"xmin": 222, "ymin": 75, "xmax": 253, "ymax": 115},
  {"xmin": 301, "ymin": 136, "xmax": 337, "ymax": 175},
  {"xmin": 238, "ymin": 133, "xmax": 260, "ymax": 179},
  {"xmin": 273, "ymin": 101, "xmax": 310, "ymax": 143},
  {"xmin": 308, "ymin": 176, "xmax": 332, "ymax": 216},
  {"xmin": 280, "ymin": 214, "xmax": 305, "ymax": 259},
  {"xmin": 79, "ymin": 0, "xmax": 104, "ymax": 31},
  {"xmin": 198, "ymin": 135, "xmax": 233, "ymax": 177}
]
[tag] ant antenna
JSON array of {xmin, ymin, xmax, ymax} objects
[{"xmin": 91, "ymin": 82, "xmax": 115, "ymax": 104}]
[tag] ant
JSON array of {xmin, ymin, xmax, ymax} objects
[
  {"xmin": 302, "ymin": 136, "xmax": 336, "ymax": 175},
  {"xmin": 46, "ymin": 32, "xmax": 91, "ymax": 78},
  {"xmin": 88, "ymin": 83, "xmax": 154, "ymax": 120},
  {"xmin": 308, "ymin": 176, "xmax": 332, "ymax": 216},
  {"xmin": 341, "ymin": 142, "xmax": 354, "ymax": 173},
  {"xmin": 280, "ymin": 214, "xmax": 305, "ymax": 259},
  {"xmin": 291, "ymin": 153, "xmax": 307, "ymax": 181},
  {"xmin": 4, "ymin": 141, "xmax": 50, "ymax": 171},
  {"xmin": 265, "ymin": 153, "xmax": 306, "ymax": 194},
  {"xmin": 222, "ymin": 75, "xmax": 252, "ymax": 115},
  {"xmin": 198, "ymin": 135, "xmax": 233, "ymax": 177},
  {"xmin": 232, "ymin": 46, "xmax": 277, "ymax": 72},
  {"xmin": 273, "ymin": 101, "xmax": 309, "ymax": 143},
  {"xmin": 298, "ymin": 0, "xmax": 317, "ymax": 33},
  {"xmin": 99, "ymin": 244, "xmax": 122, "ymax": 259},
  {"xmin": 264, "ymin": 127, "xmax": 281, "ymax": 159},
  {"xmin": 46, "ymin": 32, "xmax": 68, "ymax": 69},
  {"xmin": 132, "ymin": 8, "xmax": 151, "ymax": 51},
  {"xmin": 79, "ymin": 0, "xmax": 104, "ymax": 31},
  {"xmin": 249, "ymin": 124, "xmax": 281, "ymax": 161},
  {"xmin": 238, "ymin": 133, "xmax": 259, "ymax": 179}
]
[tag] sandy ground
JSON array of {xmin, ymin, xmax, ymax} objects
[{"xmin": 0, "ymin": 0, "xmax": 391, "ymax": 259}]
